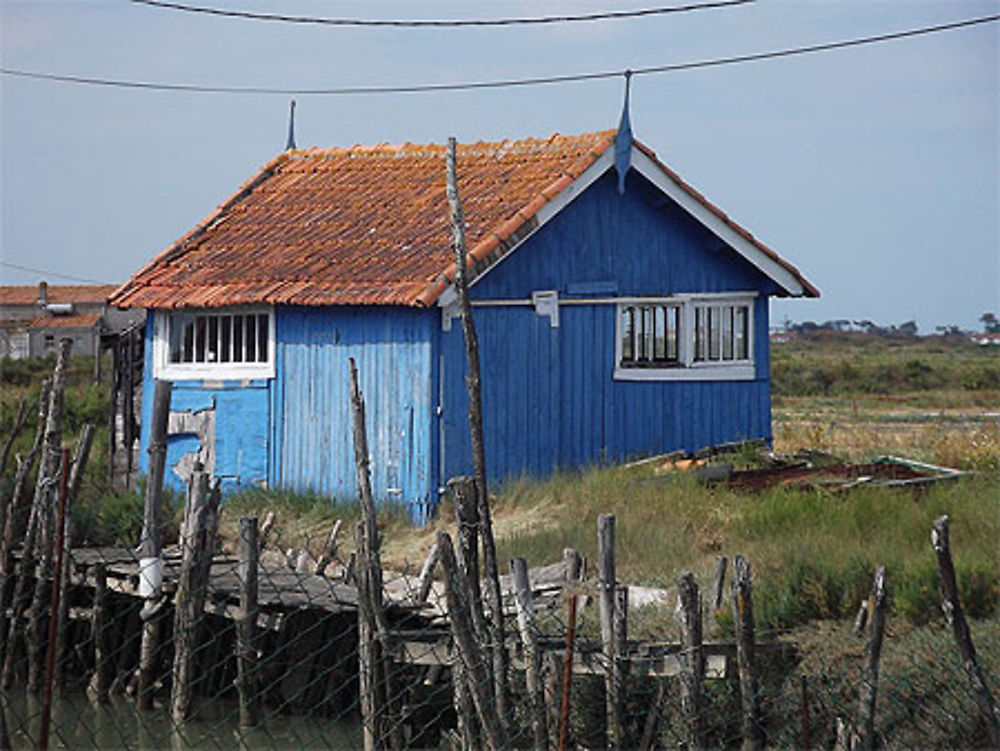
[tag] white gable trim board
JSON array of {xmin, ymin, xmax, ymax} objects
[
  {"xmin": 441, "ymin": 146, "xmax": 805, "ymax": 306},
  {"xmin": 629, "ymin": 147, "xmax": 807, "ymax": 298}
]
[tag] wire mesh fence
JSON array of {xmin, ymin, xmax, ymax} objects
[
  {"xmin": 2, "ymin": 496, "xmax": 998, "ymax": 749},
  {"xmin": 2, "ymin": 342, "xmax": 998, "ymax": 750}
]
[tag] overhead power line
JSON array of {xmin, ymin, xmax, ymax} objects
[
  {"xmin": 2, "ymin": 14, "xmax": 997, "ymax": 96},
  {"xmin": 0, "ymin": 261, "xmax": 111, "ymax": 285},
  {"xmin": 128, "ymin": 0, "xmax": 755, "ymax": 27}
]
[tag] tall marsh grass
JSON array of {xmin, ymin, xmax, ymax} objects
[{"xmin": 492, "ymin": 467, "xmax": 999, "ymax": 630}]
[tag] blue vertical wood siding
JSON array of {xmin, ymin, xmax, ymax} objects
[
  {"xmin": 272, "ymin": 306, "xmax": 437, "ymax": 523},
  {"xmin": 441, "ymin": 169, "xmax": 776, "ymax": 486}
]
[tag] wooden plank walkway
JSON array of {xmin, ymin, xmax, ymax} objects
[{"xmin": 53, "ymin": 546, "xmax": 363, "ymax": 631}]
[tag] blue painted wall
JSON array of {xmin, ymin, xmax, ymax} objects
[
  {"xmin": 440, "ymin": 169, "xmax": 776, "ymax": 485},
  {"xmin": 272, "ymin": 305, "xmax": 438, "ymax": 523},
  {"xmin": 138, "ymin": 316, "xmax": 271, "ymax": 496}
]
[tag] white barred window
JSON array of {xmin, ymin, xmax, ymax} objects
[{"xmin": 154, "ymin": 307, "xmax": 275, "ymax": 380}]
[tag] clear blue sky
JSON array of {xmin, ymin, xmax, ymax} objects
[{"xmin": 2, "ymin": 0, "xmax": 997, "ymax": 332}]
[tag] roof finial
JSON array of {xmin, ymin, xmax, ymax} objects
[
  {"xmin": 285, "ymin": 99, "xmax": 297, "ymax": 151},
  {"xmin": 614, "ymin": 70, "xmax": 633, "ymax": 196}
]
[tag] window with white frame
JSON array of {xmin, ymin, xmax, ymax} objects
[
  {"xmin": 615, "ymin": 294, "xmax": 755, "ymax": 380},
  {"xmin": 154, "ymin": 307, "xmax": 275, "ymax": 379}
]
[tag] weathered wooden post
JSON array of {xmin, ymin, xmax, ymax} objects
[
  {"xmin": 38, "ymin": 447, "xmax": 70, "ymax": 751},
  {"xmin": 446, "ymin": 136, "xmax": 510, "ymax": 724},
  {"xmin": 679, "ymin": 572, "xmax": 706, "ymax": 751},
  {"xmin": 137, "ymin": 379, "xmax": 172, "ymax": 711},
  {"xmin": 712, "ymin": 555, "xmax": 728, "ymax": 611},
  {"xmin": 170, "ymin": 471, "xmax": 220, "ymax": 724},
  {"xmin": 236, "ymin": 515, "xmax": 260, "ymax": 728},
  {"xmin": 55, "ymin": 423, "xmax": 95, "ymax": 691},
  {"xmin": 437, "ymin": 532, "xmax": 509, "ymax": 751},
  {"xmin": 314, "ymin": 518, "xmax": 342, "ymax": 577},
  {"xmin": 598, "ymin": 514, "xmax": 622, "ymax": 748},
  {"xmin": 88, "ymin": 562, "xmax": 112, "ymax": 703},
  {"xmin": 0, "ymin": 397, "xmax": 30, "ymax": 488},
  {"xmin": 0, "ymin": 379, "xmax": 49, "ymax": 662},
  {"xmin": 855, "ymin": 566, "xmax": 886, "ymax": 751},
  {"xmin": 511, "ymin": 556, "xmax": 548, "ymax": 751},
  {"xmin": 732, "ymin": 555, "xmax": 762, "ymax": 751},
  {"xmin": 559, "ymin": 548, "xmax": 582, "ymax": 751},
  {"xmin": 450, "ymin": 476, "xmax": 489, "ymax": 651},
  {"xmin": 931, "ymin": 516, "xmax": 1000, "ymax": 746},
  {"xmin": 26, "ymin": 338, "xmax": 72, "ymax": 695},
  {"xmin": 349, "ymin": 358, "xmax": 402, "ymax": 751},
  {"xmin": 356, "ymin": 523, "xmax": 380, "ymax": 751},
  {"xmin": 414, "ymin": 542, "xmax": 440, "ymax": 606}
]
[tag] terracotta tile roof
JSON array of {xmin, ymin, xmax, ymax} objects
[
  {"xmin": 0, "ymin": 285, "xmax": 116, "ymax": 306},
  {"xmin": 111, "ymin": 130, "xmax": 816, "ymax": 309},
  {"xmin": 27, "ymin": 313, "xmax": 103, "ymax": 329},
  {"xmin": 112, "ymin": 132, "xmax": 616, "ymax": 309}
]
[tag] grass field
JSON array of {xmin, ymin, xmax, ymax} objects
[{"xmin": 2, "ymin": 336, "xmax": 998, "ymax": 629}]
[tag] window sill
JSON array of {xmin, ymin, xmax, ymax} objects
[
  {"xmin": 154, "ymin": 363, "xmax": 275, "ymax": 381},
  {"xmin": 614, "ymin": 364, "xmax": 756, "ymax": 382}
]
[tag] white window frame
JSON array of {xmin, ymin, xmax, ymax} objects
[
  {"xmin": 153, "ymin": 306, "xmax": 276, "ymax": 380},
  {"xmin": 614, "ymin": 293, "xmax": 756, "ymax": 381}
]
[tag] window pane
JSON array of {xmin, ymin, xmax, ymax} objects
[
  {"xmin": 667, "ymin": 306, "xmax": 678, "ymax": 361},
  {"xmin": 621, "ymin": 307, "xmax": 634, "ymax": 363},
  {"xmin": 233, "ymin": 316, "xmax": 244, "ymax": 362},
  {"xmin": 694, "ymin": 307, "xmax": 704, "ymax": 361},
  {"xmin": 207, "ymin": 316, "xmax": 219, "ymax": 362},
  {"xmin": 735, "ymin": 306, "xmax": 749, "ymax": 359},
  {"xmin": 220, "ymin": 316, "xmax": 231, "ymax": 363},
  {"xmin": 722, "ymin": 306, "xmax": 734, "ymax": 360},
  {"xmin": 246, "ymin": 314, "xmax": 257, "ymax": 362},
  {"xmin": 257, "ymin": 314, "xmax": 269, "ymax": 363},
  {"xmin": 193, "ymin": 316, "xmax": 207, "ymax": 362},
  {"xmin": 654, "ymin": 307, "xmax": 666, "ymax": 361},
  {"xmin": 169, "ymin": 314, "xmax": 189, "ymax": 363},
  {"xmin": 709, "ymin": 307, "xmax": 721, "ymax": 360}
]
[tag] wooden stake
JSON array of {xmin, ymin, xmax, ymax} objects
[
  {"xmin": 511, "ymin": 557, "xmax": 548, "ymax": 751},
  {"xmin": 559, "ymin": 549, "xmax": 582, "ymax": 751},
  {"xmin": 170, "ymin": 471, "xmax": 220, "ymax": 724},
  {"xmin": 437, "ymin": 532, "xmax": 509, "ymax": 751},
  {"xmin": 855, "ymin": 566, "xmax": 886, "ymax": 751},
  {"xmin": 356, "ymin": 523, "xmax": 379, "ymax": 751},
  {"xmin": 38, "ymin": 447, "xmax": 69, "ymax": 751},
  {"xmin": 349, "ymin": 359, "xmax": 402, "ymax": 751},
  {"xmin": 450, "ymin": 477, "xmax": 489, "ymax": 651},
  {"xmin": 26, "ymin": 339, "xmax": 73, "ymax": 695},
  {"xmin": 0, "ymin": 397, "xmax": 30, "ymax": 488},
  {"xmin": 236, "ymin": 516, "xmax": 260, "ymax": 728},
  {"xmin": 732, "ymin": 555, "xmax": 762, "ymax": 751},
  {"xmin": 55, "ymin": 424, "xmax": 95, "ymax": 691},
  {"xmin": 931, "ymin": 516, "xmax": 1000, "ymax": 746},
  {"xmin": 446, "ymin": 136, "xmax": 510, "ymax": 725},
  {"xmin": 414, "ymin": 542, "xmax": 440, "ymax": 606},
  {"xmin": 88, "ymin": 562, "xmax": 111, "ymax": 703},
  {"xmin": 137, "ymin": 379, "xmax": 172, "ymax": 711},
  {"xmin": 0, "ymin": 379, "xmax": 49, "ymax": 663},
  {"xmin": 598, "ymin": 514, "xmax": 621, "ymax": 748},
  {"xmin": 679, "ymin": 572, "xmax": 705, "ymax": 751},
  {"xmin": 712, "ymin": 555, "xmax": 728, "ymax": 611},
  {"xmin": 314, "ymin": 518, "xmax": 342, "ymax": 577}
]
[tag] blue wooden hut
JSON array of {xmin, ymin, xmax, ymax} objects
[{"xmin": 111, "ymin": 127, "xmax": 818, "ymax": 523}]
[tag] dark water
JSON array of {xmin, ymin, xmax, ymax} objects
[{"xmin": 3, "ymin": 691, "xmax": 364, "ymax": 750}]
